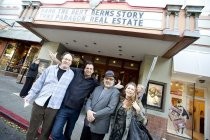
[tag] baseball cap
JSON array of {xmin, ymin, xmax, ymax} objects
[{"xmin": 105, "ymin": 70, "xmax": 115, "ymax": 78}]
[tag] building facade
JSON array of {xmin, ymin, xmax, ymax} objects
[
  {"xmin": 171, "ymin": 1, "xmax": 210, "ymax": 139},
  {"xmin": 0, "ymin": 0, "xmax": 209, "ymax": 139},
  {"xmin": 0, "ymin": 0, "xmax": 41, "ymax": 78}
]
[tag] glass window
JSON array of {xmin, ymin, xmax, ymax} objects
[
  {"xmin": 168, "ymin": 81, "xmax": 205, "ymax": 140},
  {"xmin": 0, "ymin": 42, "xmax": 16, "ymax": 71}
]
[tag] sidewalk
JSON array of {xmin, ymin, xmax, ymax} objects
[
  {"xmin": 0, "ymin": 75, "xmax": 85, "ymax": 140},
  {"xmin": 0, "ymin": 116, "xmax": 26, "ymax": 140}
]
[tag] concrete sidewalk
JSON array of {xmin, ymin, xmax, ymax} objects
[
  {"xmin": 0, "ymin": 116, "xmax": 26, "ymax": 140},
  {"xmin": 0, "ymin": 75, "xmax": 85, "ymax": 140}
]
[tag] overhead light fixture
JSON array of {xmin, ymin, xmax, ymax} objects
[
  {"xmin": 65, "ymin": 42, "xmax": 69, "ymax": 45},
  {"xmin": 85, "ymin": 45, "xmax": 88, "ymax": 47},
  {"xmin": 130, "ymin": 63, "xmax": 134, "ymax": 67},
  {"xmin": 118, "ymin": 49, "xmax": 122, "ymax": 52},
  {"xmin": 119, "ymin": 54, "xmax": 122, "ymax": 56},
  {"xmin": 96, "ymin": 58, "xmax": 99, "ymax": 61},
  {"xmin": 113, "ymin": 60, "xmax": 116, "ymax": 64},
  {"xmin": 118, "ymin": 45, "xmax": 122, "ymax": 48},
  {"xmin": 98, "ymin": 51, "xmax": 101, "ymax": 53},
  {"xmin": 93, "ymin": 42, "xmax": 97, "ymax": 45},
  {"xmin": 73, "ymin": 40, "xmax": 77, "ymax": 43}
]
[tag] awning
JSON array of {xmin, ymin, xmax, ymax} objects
[
  {"xmin": 0, "ymin": 28, "xmax": 42, "ymax": 43},
  {"xmin": 172, "ymin": 48, "xmax": 210, "ymax": 84}
]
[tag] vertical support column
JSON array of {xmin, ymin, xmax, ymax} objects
[
  {"xmin": 163, "ymin": 4, "xmax": 182, "ymax": 35},
  {"xmin": 29, "ymin": 1, "xmax": 42, "ymax": 21},
  {"xmin": 19, "ymin": 1, "xmax": 42, "ymax": 22},
  {"xmin": 20, "ymin": 1, "xmax": 31, "ymax": 20},
  {"xmin": 184, "ymin": 5, "xmax": 204, "ymax": 37},
  {"xmin": 174, "ymin": 12, "xmax": 179, "ymax": 31},
  {"xmin": 26, "ymin": 6, "xmax": 34, "ymax": 21},
  {"xmin": 165, "ymin": 11, "xmax": 171, "ymax": 30},
  {"xmin": 19, "ymin": 6, "xmax": 26, "ymax": 19},
  {"xmin": 185, "ymin": 13, "xmax": 191, "ymax": 31},
  {"xmin": 194, "ymin": 13, "xmax": 199, "ymax": 32},
  {"xmin": 30, "ymin": 7, "xmax": 38, "ymax": 20}
]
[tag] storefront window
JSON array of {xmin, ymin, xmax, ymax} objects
[
  {"xmin": 0, "ymin": 42, "xmax": 16, "ymax": 71},
  {"xmin": 186, "ymin": 85, "xmax": 205, "ymax": 140},
  {"xmin": 0, "ymin": 42, "xmax": 41, "ymax": 74},
  {"xmin": 19, "ymin": 45, "xmax": 40, "ymax": 75},
  {"xmin": 5, "ymin": 42, "xmax": 30, "ymax": 73},
  {"xmin": 167, "ymin": 81, "xmax": 192, "ymax": 139},
  {"xmin": 168, "ymin": 81, "xmax": 205, "ymax": 140}
]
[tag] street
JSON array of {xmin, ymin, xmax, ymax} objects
[
  {"xmin": 0, "ymin": 75, "xmax": 85, "ymax": 140},
  {"xmin": 0, "ymin": 116, "xmax": 26, "ymax": 140}
]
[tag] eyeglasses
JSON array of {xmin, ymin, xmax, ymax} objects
[
  {"xmin": 63, "ymin": 58, "xmax": 72, "ymax": 61},
  {"xmin": 105, "ymin": 77, "xmax": 115, "ymax": 81}
]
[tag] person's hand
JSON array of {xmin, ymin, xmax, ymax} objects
[
  {"xmin": 24, "ymin": 96, "xmax": 29, "ymax": 102},
  {"xmin": 48, "ymin": 50, "xmax": 57, "ymax": 60},
  {"xmin": 48, "ymin": 50, "xmax": 61, "ymax": 64},
  {"xmin": 87, "ymin": 110, "xmax": 96, "ymax": 122},
  {"xmin": 132, "ymin": 101, "xmax": 141, "ymax": 113},
  {"xmin": 23, "ymin": 97, "xmax": 30, "ymax": 108},
  {"xmin": 114, "ymin": 80, "xmax": 124, "ymax": 89}
]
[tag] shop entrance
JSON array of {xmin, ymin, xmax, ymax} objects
[
  {"xmin": 193, "ymin": 99, "xmax": 205, "ymax": 140},
  {"xmin": 167, "ymin": 82, "xmax": 206, "ymax": 140},
  {"xmin": 70, "ymin": 52, "xmax": 140, "ymax": 85},
  {"xmin": 0, "ymin": 42, "xmax": 29, "ymax": 73},
  {"xmin": 0, "ymin": 41, "xmax": 41, "ymax": 75}
]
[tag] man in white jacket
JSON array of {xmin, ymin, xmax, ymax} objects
[{"xmin": 24, "ymin": 52, "xmax": 74, "ymax": 140}]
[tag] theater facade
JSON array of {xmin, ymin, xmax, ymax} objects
[{"xmin": 1, "ymin": 0, "xmax": 209, "ymax": 139}]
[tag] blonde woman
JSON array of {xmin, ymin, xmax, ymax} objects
[{"xmin": 109, "ymin": 82, "xmax": 148, "ymax": 140}]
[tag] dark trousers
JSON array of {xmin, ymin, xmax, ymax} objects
[
  {"xmin": 80, "ymin": 123, "xmax": 105, "ymax": 140},
  {"xmin": 20, "ymin": 77, "xmax": 35, "ymax": 97},
  {"xmin": 51, "ymin": 105, "xmax": 80, "ymax": 140},
  {"xmin": 26, "ymin": 103, "xmax": 58, "ymax": 140}
]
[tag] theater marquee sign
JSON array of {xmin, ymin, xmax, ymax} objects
[{"xmin": 35, "ymin": 8, "xmax": 163, "ymax": 29}]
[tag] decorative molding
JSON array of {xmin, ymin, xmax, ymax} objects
[
  {"xmin": 19, "ymin": 1, "xmax": 42, "ymax": 22},
  {"xmin": 163, "ymin": 4, "xmax": 182, "ymax": 36},
  {"xmin": 31, "ymin": 1, "xmax": 42, "ymax": 7},
  {"xmin": 184, "ymin": 5, "xmax": 204, "ymax": 37}
]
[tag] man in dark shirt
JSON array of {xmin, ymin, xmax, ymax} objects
[
  {"xmin": 49, "ymin": 51, "xmax": 123, "ymax": 140},
  {"xmin": 51, "ymin": 60, "xmax": 98, "ymax": 140}
]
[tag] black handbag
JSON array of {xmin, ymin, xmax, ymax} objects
[{"xmin": 127, "ymin": 116, "xmax": 153, "ymax": 140}]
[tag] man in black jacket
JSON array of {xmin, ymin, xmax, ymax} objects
[
  {"xmin": 49, "ymin": 52, "xmax": 123, "ymax": 140},
  {"xmin": 52, "ymin": 61, "xmax": 98, "ymax": 140},
  {"xmin": 49, "ymin": 52, "xmax": 99, "ymax": 140}
]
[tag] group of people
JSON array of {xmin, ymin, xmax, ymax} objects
[{"xmin": 20, "ymin": 52, "xmax": 149, "ymax": 140}]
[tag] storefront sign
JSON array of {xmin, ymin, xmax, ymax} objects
[{"xmin": 35, "ymin": 8, "xmax": 163, "ymax": 29}]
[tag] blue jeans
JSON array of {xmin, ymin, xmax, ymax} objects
[{"xmin": 51, "ymin": 105, "xmax": 80, "ymax": 140}]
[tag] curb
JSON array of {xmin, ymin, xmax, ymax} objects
[
  {"xmin": 0, "ymin": 106, "xmax": 52, "ymax": 140},
  {"xmin": 0, "ymin": 106, "xmax": 29, "ymax": 130}
]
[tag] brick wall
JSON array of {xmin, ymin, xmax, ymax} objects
[{"xmin": 146, "ymin": 114, "xmax": 168, "ymax": 140}]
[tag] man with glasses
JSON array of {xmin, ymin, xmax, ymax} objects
[
  {"xmin": 24, "ymin": 52, "xmax": 74, "ymax": 140},
  {"xmin": 80, "ymin": 70, "xmax": 120, "ymax": 140},
  {"xmin": 49, "ymin": 52, "xmax": 123, "ymax": 140}
]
